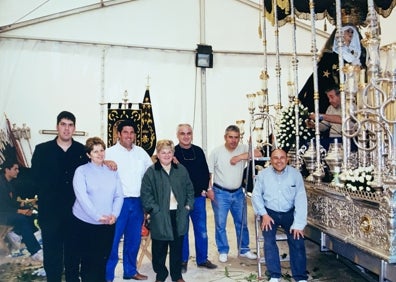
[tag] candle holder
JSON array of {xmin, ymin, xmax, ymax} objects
[
  {"xmin": 287, "ymin": 148, "xmax": 297, "ymax": 167},
  {"xmin": 287, "ymin": 81, "xmax": 295, "ymax": 104},
  {"xmin": 324, "ymin": 139, "xmax": 343, "ymax": 185},
  {"xmin": 302, "ymin": 139, "xmax": 317, "ymax": 182},
  {"xmin": 343, "ymin": 64, "xmax": 360, "ymax": 94},
  {"xmin": 255, "ymin": 127, "xmax": 263, "ymax": 146},
  {"xmin": 12, "ymin": 124, "xmax": 22, "ymax": 140},
  {"xmin": 21, "ymin": 123, "xmax": 31, "ymax": 140},
  {"xmin": 246, "ymin": 93, "xmax": 256, "ymax": 114},
  {"xmin": 256, "ymin": 90, "xmax": 267, "ymax": 113},
  {"xmin": 259, "ymin": 70, "xmax": 269, "ymax": 91},
  {"xmin": 236, "ymin": 120, "xmax": 245, "ymax": 143}
]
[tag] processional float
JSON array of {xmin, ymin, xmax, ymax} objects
[{"xmin": 240, "ymin": 0, "xmax": 396, "ymax": 281}]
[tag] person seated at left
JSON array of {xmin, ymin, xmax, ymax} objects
[{"xmin": 0, "ymin": 159, "xmax": 43, "ymax": 261}]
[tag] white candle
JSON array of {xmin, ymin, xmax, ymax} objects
[
  {"xmin": 394, "ymin": 124, "xmax": 396, "ymax": 151},
  {"xmin": 260, "ymin": 70, "xmax": 268, "ymax": 90},
  {"xmin": 262, "ymin": 78, "xmax": 268, "ymax": 90},
  {"xmin": 360, "ymin": 68, "xmax": 366, "ymax": 84},
  {"xmin": 288, "ymin": 64, "xmax": 293, "ymax": 83},
  {"xmin": 348, "ymin": 75, "xmax": 355, "ymax": 92}
]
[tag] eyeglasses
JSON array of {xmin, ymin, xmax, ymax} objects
[{"xmin": 345, "ymin": 28, "xmax": 354, "ymax": 34}]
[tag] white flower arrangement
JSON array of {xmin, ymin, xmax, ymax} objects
[
  {"xmin": 275, "ymin": 103, "xmax": 313, "ymax": 151},
  {"xmin": 339, "ymin": 165, "xmax": 374, "ymax": 192}
]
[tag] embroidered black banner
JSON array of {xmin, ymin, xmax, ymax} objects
[
  {"xmin": 107, "ymin": 88, "xmax": 157, "ymax": 156},
  {"xmin": 107, "ymin": 108, "xmax": 142, "ymax": 148},
  {"xmin": 140, "ymin": 88, "xmax": 157, "ymax": 156}
]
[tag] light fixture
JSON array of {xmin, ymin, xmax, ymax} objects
[{"xmin": 195, "ymin": 44, "xmax": 213, "ymax": 68}]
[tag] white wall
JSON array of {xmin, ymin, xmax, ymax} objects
[{"xmin": 1, "ymin": 0, "xmax": 393, "ymax": 162}]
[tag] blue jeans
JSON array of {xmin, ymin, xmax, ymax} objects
[
  {"xmin": 105, "ymin": 197, "xmax": 144, "ymax": 281},
  {"xmin": 262, "ymin": 208, "xmax": 308, "ymax": 281},
  {"xmin": 182, "ymin": 196, "xmax": 208, "ymax": 264},
  {"xmin": 211, "ymin": 187, "xmax": 250, "ymax": 255}
]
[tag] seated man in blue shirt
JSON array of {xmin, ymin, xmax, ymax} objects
[{"xmin": 251, "ymin": 149, "xmax": 308, "ymax": 282}]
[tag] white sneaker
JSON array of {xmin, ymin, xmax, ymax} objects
[
  {"xmin": 34, "ymin": 230, "xmax": 42, "ymax": 242},
  {"xmin": 31, "ymin": 249, "xmax": 43, "ymax": 261},
  {"xmin": 269, "ymin": 278, "xmax": 280, "ymax": 282},
  {"xmin": 219, "ymin": 253, "xmax": 228, "ymax": 262},
  {"xmin": 32, "ymin": 267, "xmax": 46, "ymax": 277},
  {"xmin": 297, "ymin": 280, "xmax": 307, "ymax": 282},
  {"xmin": 6, "ymin": 231, "xmax": 22, "ymax": 250},
  {"xmin": 239, "ymin": 251, "xmax": 257, "ymax": 260}
]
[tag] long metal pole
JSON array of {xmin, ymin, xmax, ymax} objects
[
  {"xmin": 290, "ymin": 0, "xmax": 301, "ymax": 168},
  {"xmin": 308, "ymin": 0, "xmax": 324, "ymax": 181},
  {"xmin": 199, "ymin": 0, "xmax": 208, "ymax": 153},
  {"xmin": 335, "ymin": 0, "xmax": 347, "ymax": 170},
  {"xmin": 273, "ymin": 0, "xmax": 282, "ymax": 113}
]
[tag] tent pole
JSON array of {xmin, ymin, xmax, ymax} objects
[{"xmin": 199, "ymin": 0, "xmax": 208, "ymax": 154}]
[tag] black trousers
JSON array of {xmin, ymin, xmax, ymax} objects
[
  {"xmin": 151, "ymin": 210, "xmax": 184, "ymax": 282},
  {"xmin": 70, "ymin": 216, "xmax": 115, "ymax": 282},
  {"xmin": 40, "ymin": 213, "xmax": 79, "ymax": 282}
]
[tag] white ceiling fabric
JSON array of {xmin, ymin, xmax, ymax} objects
[{"xmin": 0, "ymin": 0, "xmax": 394, "ymax": 159}]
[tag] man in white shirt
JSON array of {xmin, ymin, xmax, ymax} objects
[{"xmin": 105, "ymin": 120, "xmax": 153, "ymax": 282}]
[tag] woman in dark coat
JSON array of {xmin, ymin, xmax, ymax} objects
[{"xmin": 141, "ymin": 139, "xmax": 194, "ymax": 282}]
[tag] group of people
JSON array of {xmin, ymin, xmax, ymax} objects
[
  {"xmin": 27, "ymin": 113, "xmax": 168, "ymax": 282},
  {"xmin": 208, "ymin": 125, "xmax": 309, "ymax": 282},
  {"xmin": 0, "ymin": 21, "xmax": 369, "ymax": 282},
  {"xmin": 0, "ymin": 110, "xmax": 310, "ymax": 282}
]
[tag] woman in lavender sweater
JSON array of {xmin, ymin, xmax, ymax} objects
[{"xmin": 71, "ymin": 137, "xmax": 124, "ymax": 282}]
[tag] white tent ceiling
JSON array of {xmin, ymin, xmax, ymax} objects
[{"xmin": 0, "ymin": 0, "xmax": 395, "ymax": 162}]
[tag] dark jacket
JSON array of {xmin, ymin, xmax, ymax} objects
[
  {"xmin": 0, "ymin": 174, "xmax": 19, "ymax": 224},
  {"xmin": 141, "ymin": 161, "xmax": 194, "ymax": 241},
  {"xmin": 174, "ymin": 144, "xmax": 210, "ymax": 197},
  {"xmin": 31, "ymin": 138, "xmax": 88, "ymax": 219}
]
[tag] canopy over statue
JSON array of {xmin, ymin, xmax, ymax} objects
[{"xmin": 263, "ymin": 0, "xmax": 396, "ymax": 27}]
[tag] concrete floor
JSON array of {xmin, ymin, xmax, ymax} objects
[
  {"xmin": 0, "ymin": 197, "xmax": 376, "ymax": 281},
  {"xmin": 112, "ymin": 198, "xmax": 375, "ymax": 282}
]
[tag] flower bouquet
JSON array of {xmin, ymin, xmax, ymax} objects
[
  {"xmin": 275, "ymin": 103, "xmax": 313, "ymax": 152},
  {"xmin": 339, "ymin": 165, "xmax": 374, "ymax": 192}
]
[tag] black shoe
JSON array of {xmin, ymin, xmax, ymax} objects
[
  {"xmin": 197, "ymin": 260, "xmax": 217, "ymax": 269},
  {"xmin": 181, "ymin": 262, "xmax": 188, "ymax": 273}
]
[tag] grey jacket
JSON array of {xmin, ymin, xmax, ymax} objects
[{"xmin": 141, "ymin": 161, "xmax": 194, "ymax": 241}]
